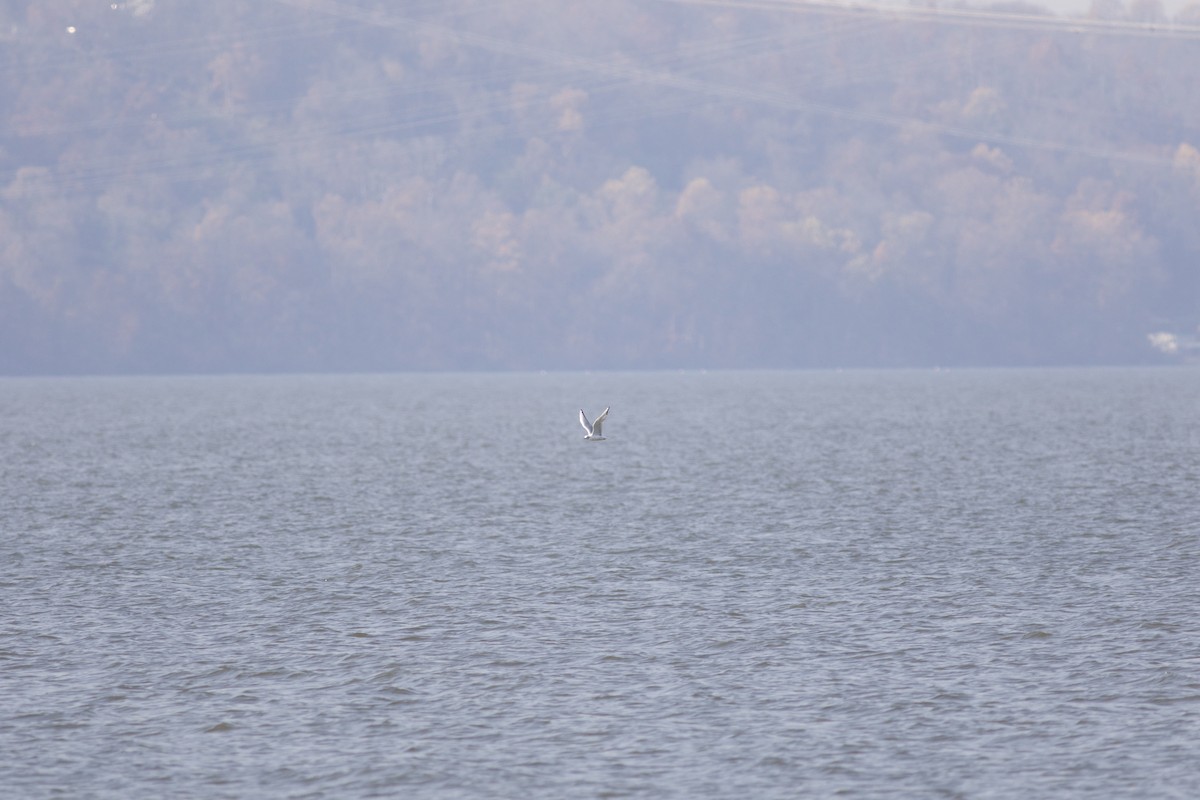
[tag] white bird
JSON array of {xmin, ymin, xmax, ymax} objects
[{"xmin": 579, "ymin": 407, "xmax": 610, "ymax": 441}]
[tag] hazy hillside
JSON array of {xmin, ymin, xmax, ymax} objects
[{"xmin": 2, "ymin": 0, "xmax": 1199, "ymax": 373}]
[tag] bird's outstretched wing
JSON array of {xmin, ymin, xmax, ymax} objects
[
  {"xmin": 579, "ymin": 409, "xmax": 593, "ymax": 435},
  {"xmin": 591, "ymin": 407, "xmax": 609, "ymax": 436}
]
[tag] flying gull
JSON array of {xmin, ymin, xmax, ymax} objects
[{"xmin": 579, "ymin": 407, "xmax": 610, "ymax": 441}]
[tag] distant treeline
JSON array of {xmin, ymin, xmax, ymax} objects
[{"xmin": 2, "ymin": 0, "xmax": 1199, "ymax": 373}]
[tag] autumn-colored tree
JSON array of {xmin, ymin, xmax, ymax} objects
[{"xmin": 1, "ymin": 0, "xmax": 1197, "ymax": 372}]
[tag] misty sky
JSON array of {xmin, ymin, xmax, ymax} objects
[{"xmin": 2, "ymin": 0, "xmax": 1199, "ymax": 373}]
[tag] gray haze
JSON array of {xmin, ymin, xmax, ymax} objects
[{"xmin": 2, "ymin": 0, "xmax": 1200, "ymax": 374}]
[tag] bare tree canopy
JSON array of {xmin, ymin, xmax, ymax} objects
[{"xmin": 2, "ymin": 0, "xmax": 1199, "ymax": 373}]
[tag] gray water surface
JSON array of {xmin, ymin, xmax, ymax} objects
[{"xmin": 2, "ymin": 369, "xmax": 1198, "ymax": 798}]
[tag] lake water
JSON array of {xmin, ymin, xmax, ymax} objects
[{"xmin": 2, "ymin": 369, "xmax": 1198, "ymax": 798}]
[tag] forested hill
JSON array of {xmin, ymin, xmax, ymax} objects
[{"xmin": 2, "ymin": 0, "xmax": 1199, "ymax": 374}]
